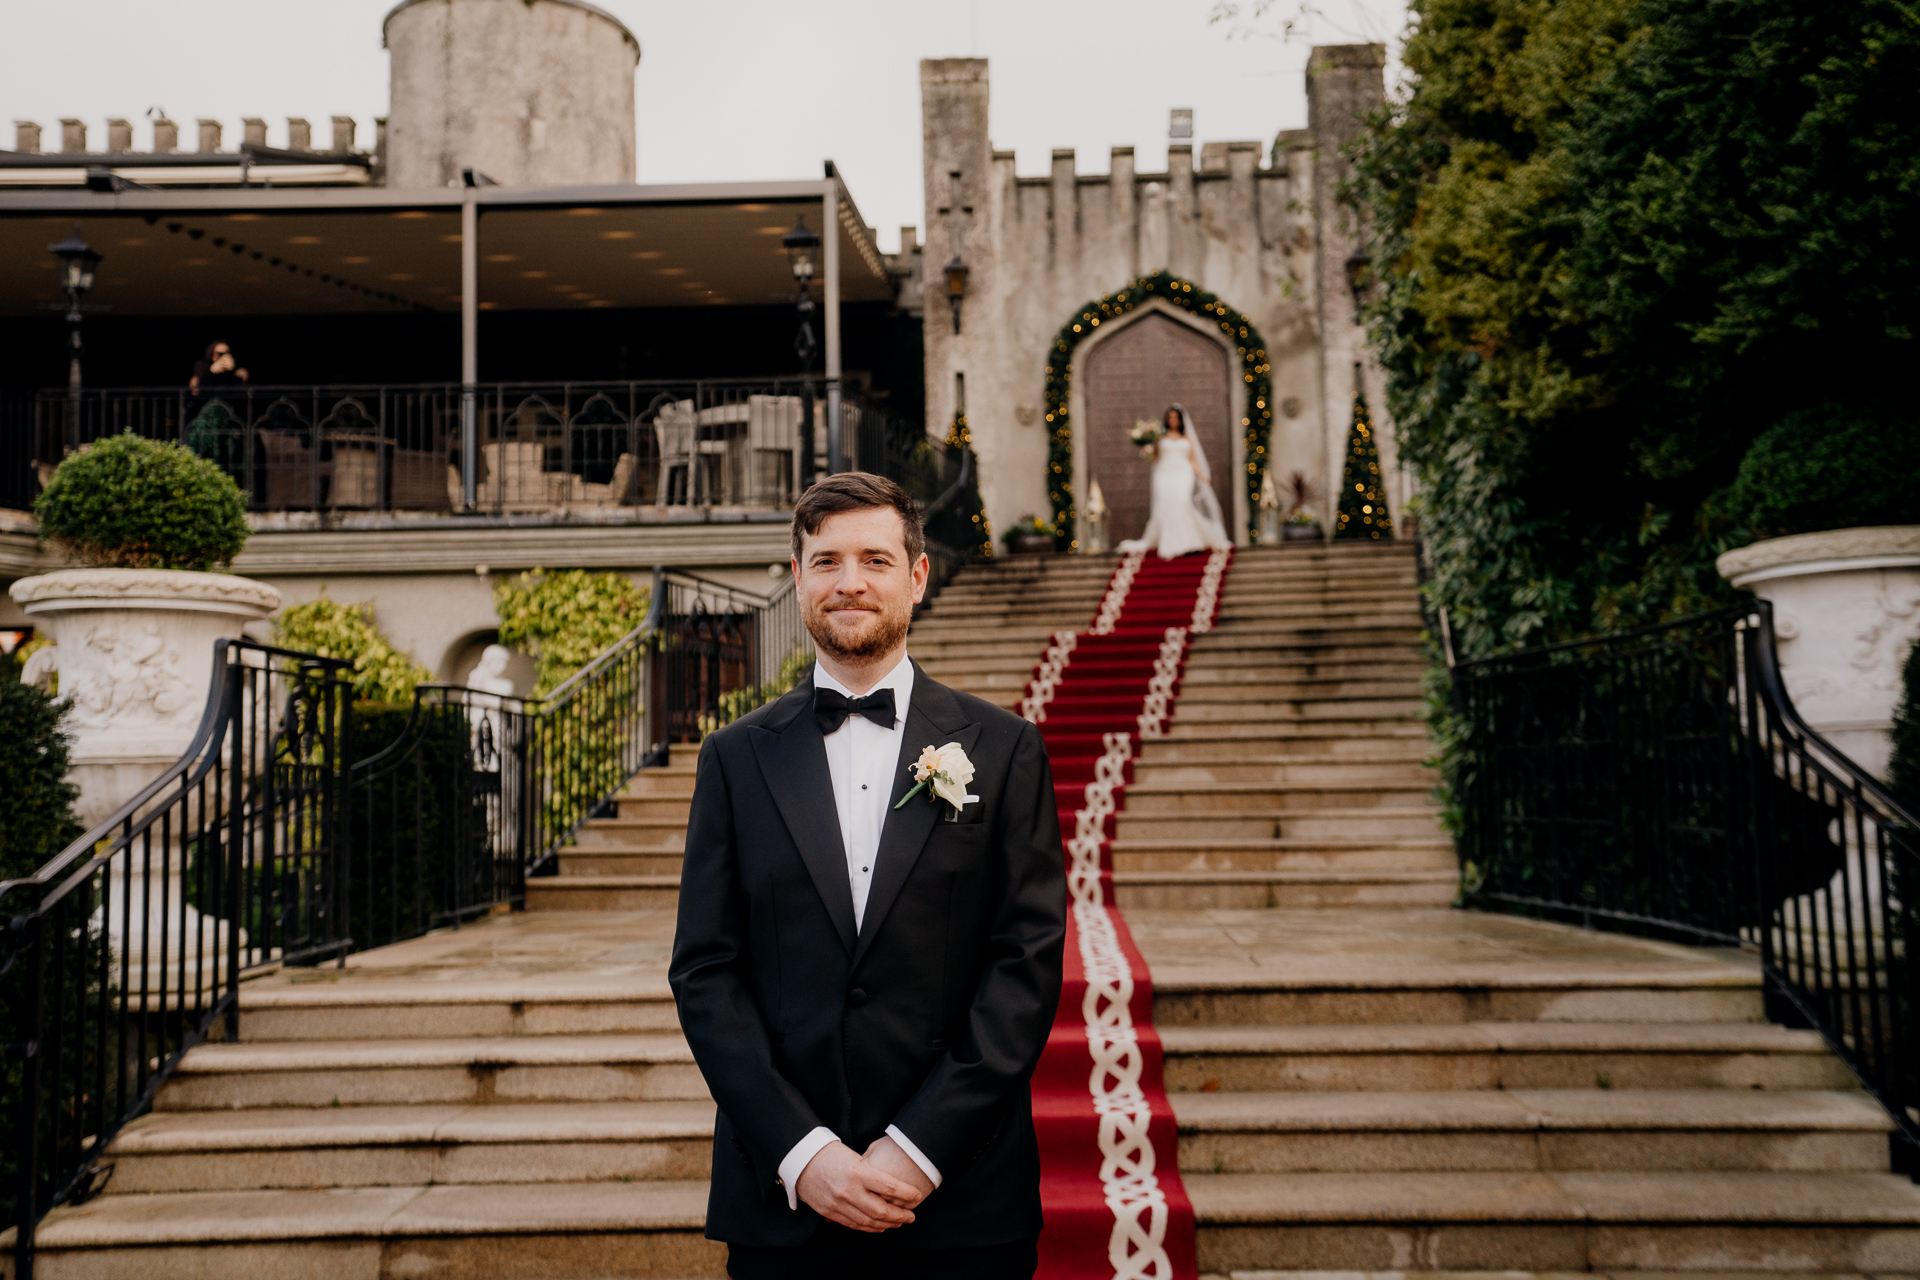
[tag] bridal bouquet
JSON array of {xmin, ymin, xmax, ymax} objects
[{"xmin": 1129, "ymin": 419, "xmax": 1162, "ymax": 459}]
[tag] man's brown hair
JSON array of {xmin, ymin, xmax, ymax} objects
[{"xmin": 790, "ymin": 471, "xmax": 925, "ymax": 564}]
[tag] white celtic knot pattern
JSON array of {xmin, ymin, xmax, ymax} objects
[
  {"xmin": 1077, "ymin": 897, "xmax": 1172, "ymax": 1280},
  {"xmin": 1021, "ymin": 630, "xmax": 1079, "ymax": 723},
  {"xmin": 1189, "ymin": 548, "xmax": 1231, "ymax": 634},
  {"xmin": 1067, "ymin": 731, "xmax": 1133, "ymax": 904},
  {"xmin": 1135, "ymin": 628, "xmax": 1189, "ymax": 741},
  {"xmin": 1090, "ymin": 551, "xmax": 1145, "ymax": 636}
]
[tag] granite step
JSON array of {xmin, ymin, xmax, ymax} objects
[
  {"xmin": 1157, "ymin": 1022, "xmax": 1857, "ymax": 1093},
  {"xmin": 1170, "ymin": 1088, "xmax": 1892, "ymax": 1174},
  {"xmin": 236, "ymin": 980, "xmax": 679, "ymax": 1043},
  {"xmin": 1114, "ymin": 813, "xmax": 1447, "ymax": 844},
  {"xmin": 1184, "ymin": 1170, "xmax": 1920, "ymax": 1273},
  {"xmin": 525, "ymin": 876, "xmax": 680, "ymax": 912},
  {"xmin": 107, "ymin": 1100, "xmax": 718, "ymax": 1193},
  {"xmin": 1149, "ymin": 963, "xmax": 1767, "ymax": 1028},
  {"xmin": 1112, "ymin": 868, "xmax": 1460, "ymax": 910},
  {"xmin": 157, "ymin": 1035, "xmax": 707, "ymax": 1110},
  {"xmin": 5, "ymin": 1180, "xmax": 723, "ymax": 1280}
]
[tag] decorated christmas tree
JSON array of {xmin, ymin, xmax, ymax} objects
[{"xmin": 1335, "ymin": 383, "xmax": 1393, "ymax": 540}]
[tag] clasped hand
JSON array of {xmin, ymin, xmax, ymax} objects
[{"xmin": 794, "ymin": 1137, "xmax": 934, "ymax": 1233}]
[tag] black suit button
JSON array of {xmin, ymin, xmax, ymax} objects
[{"xmin": 848, "ymin": 988, "xmax": 869, "ymax": 1008}]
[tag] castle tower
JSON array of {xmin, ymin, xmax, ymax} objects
[{"xmin": 383, "ymin": 0, "xmax": 640, "ymax": 189}]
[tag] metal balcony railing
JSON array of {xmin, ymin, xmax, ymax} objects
[{"xmin": 14, "ymin": 379, "xmax": 944, "ymax": 518}]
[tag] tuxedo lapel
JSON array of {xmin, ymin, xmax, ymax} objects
[
  {"xmin": 747, "ymin": 678, "xmax": 858, "ymax": 954},
  {"xmin": 853, "ymin": 664, "xmax": 980, "ymax": 969}
]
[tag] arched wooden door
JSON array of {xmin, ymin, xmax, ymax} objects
[{"xmin": 1082, "ymin": 311, "xmax": 1234, "ymax": 545}]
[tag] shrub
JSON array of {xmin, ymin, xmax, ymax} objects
[
  {"xmin": 274, "ymin": 596, "xmax": 431, "ymax": 704},
  {"xmin": 34, "ymin": 431, "xmax": 249, "ymax": 571},
  {"xmin": 493, "ymin": 569, "xmax": 649, "ymax": 697},
  {"xmin": 0, "ymin": 678, "xmax": 82, "ymax": 880},
  {"xmin": 1892, "ymin": 636, "xmax": 1920, "ymax": 822},
  {"xmin": 1729, "ymin": 401, "xmax": 1920, "ymax": 540},
  {"xmin": 0, "ymin": 679, "xmax": 83, "ymax": 1229}
]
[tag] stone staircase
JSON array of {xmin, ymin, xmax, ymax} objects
[{"xmin": 19, "ymin": 542, "xmax": 1920, "ymax": 1278}]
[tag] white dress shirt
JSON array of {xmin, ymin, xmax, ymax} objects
[{"xmin": 775, "ymin": 652, "xmax": 944, "ymax": 1208}]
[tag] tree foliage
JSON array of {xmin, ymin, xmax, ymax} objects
[
  {"xmin": 273, "ymin": 596, "xmax": 431, "ymax": 704},
  {"xmin": 1352, "ymin": 0, "xmax": 1920, "ymax": 657},
  {"xmin": 34, "ymin": 431, "xmax": 249, "ymax": 572},
  {"xmin": 492, "ymin": 569, "xmax": 650, "ymax": 697}
]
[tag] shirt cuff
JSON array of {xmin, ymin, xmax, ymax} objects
[
  {"xmin": 776, "ymin": 1127, "xmax": 839, "ymax": 1212},
  {"xmin": 884, "ymin": 1124, "xmax": 943, "ymax": 1189}
]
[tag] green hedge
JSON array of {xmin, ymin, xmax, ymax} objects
[
  {"xmin": 34, "ymin": 431, "xmax": 249, "ymax": 571},
  {"xmin": 1729, "ymin": 401, "xmax": 1920, "ymax": 540},
  {"xmin": 0, "ymin": 679, "xmax": 84, "ymax": 1230}
]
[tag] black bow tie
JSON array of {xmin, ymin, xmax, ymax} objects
[{"xmin": 815, "ymin": 685, "xmax": 897, "ymax": 735}]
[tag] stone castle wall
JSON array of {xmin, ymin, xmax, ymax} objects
[{"xmin": 920, "ymin": 49, "xmax": 1396, "ymax": 545}]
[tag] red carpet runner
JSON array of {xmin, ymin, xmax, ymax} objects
[{"xmin": 1024, "ymin": 547, "xmax": 1230, "ymax": 1280}]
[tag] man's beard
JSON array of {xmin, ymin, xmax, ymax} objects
[{"xmin": 805, "ymin": 598, "xmax": 912, "ymax": 663}]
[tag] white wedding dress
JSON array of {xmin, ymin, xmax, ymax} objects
[{"xmin": 1119, "ymin": 428, "xmax": 1232, "ymax": 559}]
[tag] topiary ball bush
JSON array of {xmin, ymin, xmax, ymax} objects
[
  {"xmin": 34, "ymin": 431, "xmax": 249, "ymax": 571},
  {"xmin": 1729, "ymin": 400, "xmax": 1920, "ymax": 540}
]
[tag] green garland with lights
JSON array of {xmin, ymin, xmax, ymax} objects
[
  {"xmin": 943, "ymin": 411, "xmax": 995, "ymax": 560},
  {"xmin": 1042, "ymin": 270, "xmax": 1274, "ymax": 549}
]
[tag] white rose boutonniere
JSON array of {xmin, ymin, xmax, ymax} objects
[{"xmin": 894, "ymin": 742, "xmax": 979, "ymax": 818}]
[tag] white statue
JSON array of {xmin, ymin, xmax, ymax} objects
[{"xmin": 469, "ymin": 643, "xmax": 517, "ymax": 697}]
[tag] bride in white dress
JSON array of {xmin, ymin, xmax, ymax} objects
[{"xmin": 1118, "ymin": 404, "xmax": 1233, "ymax": 558}]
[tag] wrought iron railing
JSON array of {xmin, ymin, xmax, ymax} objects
[
  {"xmin": 1452, "ymin": 601, "xmax": 1920, "ymax": 1167},
  {"xmin": 1, "ymin": 640, "xmax": 355, "ymax": 1272},
  {"xmin": 19, "ymin": 378, "xmax": 934, "ymax": 516},
  {"xmin": 642, "ymin": 567, "xmax": 814, "ymax": 749}
]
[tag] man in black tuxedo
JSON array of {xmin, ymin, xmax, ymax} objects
[{"xmin": 670, "ymin": 472, "xmax": 1067, "ymax": 1279}]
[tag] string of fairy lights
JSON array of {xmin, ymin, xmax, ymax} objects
[
  {"xmin": 151, "ymin": 215, "xmax": 431, "ymax": 311},
  {"xmin": 1041, "ymin": 270, "xmax": 1275, "ymax": 550}
]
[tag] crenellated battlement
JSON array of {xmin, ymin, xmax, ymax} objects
[{"xmin": 9, "ymin": 115, "xmax": 372, "ymax": 157}]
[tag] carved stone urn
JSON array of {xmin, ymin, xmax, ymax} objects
[
  {"xmin": 1717, "ymin": 526, "xmax": 1920, "ymax": 781},
  {"xmin": 9, "ymin": 567, "xmax": 283, "ymax": 828}
]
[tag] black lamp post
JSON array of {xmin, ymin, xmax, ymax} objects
[
  {"xmin": 943, "ymin": 254, "xmax": 970, "ymax": 335},
  {"xmin": 783, "ymin": 218, "xmax": 822, "ymax": 484},
  {"xmin": 50, "ymin": 225, "xmax": 102, "ymax": 397}
]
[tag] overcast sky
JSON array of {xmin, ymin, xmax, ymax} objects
[{"xmin": 1, "ymin": 0, "xmax": 1407, "ymax": 254}]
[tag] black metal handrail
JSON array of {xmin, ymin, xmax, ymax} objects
[
  {"xmin": 643, "ymin": 568, "xmax": 813, "ymax": 751},
  {"xmin": 3, "ymin": 640, "xmax": 355, "ymax": 1273},
  {"xmin": 1452, "ymin": 600, "xmax": 1920, "ymax": 1167}
]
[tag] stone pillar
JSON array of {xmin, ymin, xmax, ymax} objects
[
  {"xmin": 106, "ymin": 118, "xmax": 132, "ymax": 152},
  {"xmin": 15, "ymin": 120, "xmax": 42, "ymax": 153},
  {"xmin": 1306, "ymin": 43, "xmax": 1388, "ymax": 531},
  {"xmin": 152, "ymin": 116, "xmax": 178, "ymax": 153},
  {"xmin": 920, "ymin": 57, "xmax": 993, "ymax": 438},
  {"xmin": 384, "ymin": 0, "xmax": 640, "ymax": 189},
  {"xmin": 1167, "ymin": 143, "xmax": 1196, "ymax": 282},
  {"xmin": 197, "ymin": 118, "xmax": 223, "ymax": 153},
  {"xmin": 1110, "ymin": 147, "xmax": 1138, "ymax": 278},
  {"xmin": 287, "ymin": 117, "xmax": 312, "ymax": 152},
  {"xmin": 60, "ymin": 118, "xmax": 86, "ymax": 153}
]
